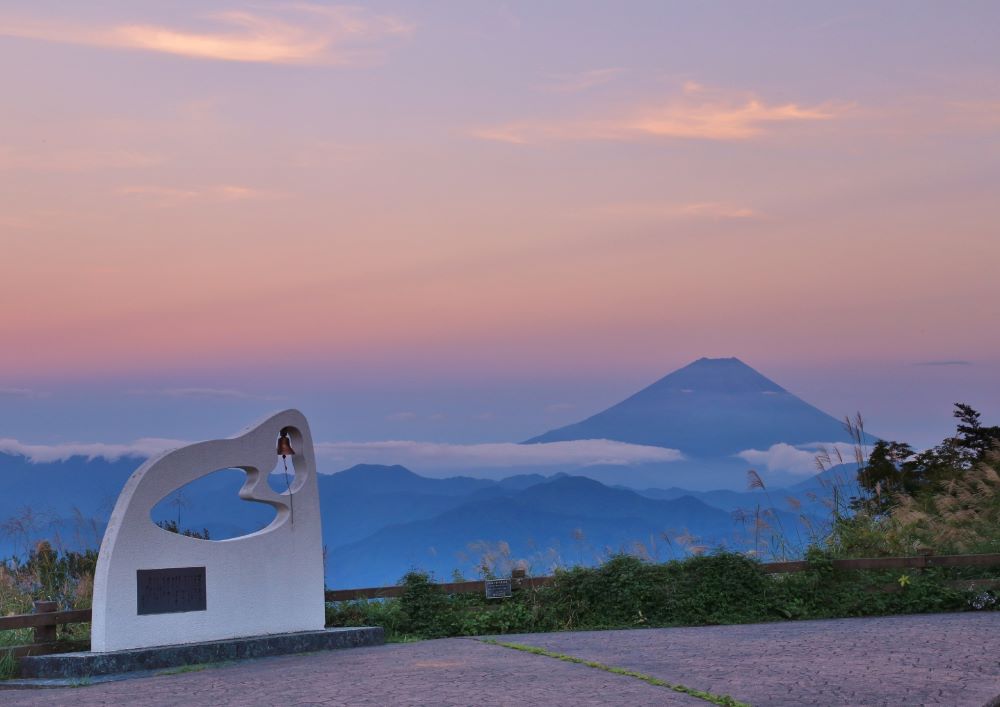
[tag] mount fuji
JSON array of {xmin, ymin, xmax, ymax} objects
[
  {"xmin": 527, "ymin": 357, "xmax": 862, "ymax": 455},
  {"xmin": 523, "ymin": 357, "xmax": 870, "ymax": 488}
]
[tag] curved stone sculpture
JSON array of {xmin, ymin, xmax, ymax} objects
[{"xmin": 90, "ymin": 409, "xmax": 325, "ymax": 652}]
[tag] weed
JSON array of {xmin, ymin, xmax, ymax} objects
[
  {"xmin": 479, "ymin": 639, "xmax": 749, "ymax": 706},
  {"xmin": 157, "ymin": 664, "xmax": 208, "ymax": 676}
]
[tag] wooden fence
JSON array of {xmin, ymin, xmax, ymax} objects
[
  {"xmin": 324, "ymin": 552, "xmax": 1000, "ymax": 600},
  {"xmin": 3, "ymin": 552, "xmax": 1000, "ymax": 659}
]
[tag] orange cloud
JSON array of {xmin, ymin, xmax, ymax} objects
[
  {"xmin": 473, "ymin": 84, "xmax": 846, "ymax": 143},
  {"xmin": 117, "ymin": 184, "xmax": 283, "ymax": 206},
  {"xmin": 0, "ymin": 5, "xmax": 412, "ymax": 65}
]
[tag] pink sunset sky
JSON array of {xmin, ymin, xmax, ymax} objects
[{"xmin": 1, "ymin": 1, "xmax": 998, "ymax": 460}]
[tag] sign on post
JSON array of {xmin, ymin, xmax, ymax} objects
[{"xmin": 485, "ymin": 578, "xmax": 513, "ymax": 599}]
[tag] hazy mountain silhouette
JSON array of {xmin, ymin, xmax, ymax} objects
[
  {"xmin": 326, "ymin": 475, "xmax": 745, "ymax": 587},
  {"xmin": 526, "ymin": 357, "xmax": 867, "ymax": 456},
  {"xmin": 2, "ymin": 455, "xmax": 820, "ymax": 585}
]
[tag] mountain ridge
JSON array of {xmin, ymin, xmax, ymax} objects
[{"xmin": 525, "ymin": 357, "xmax": 867, "ymax": 456}]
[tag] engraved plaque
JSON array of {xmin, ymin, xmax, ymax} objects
[
  {"xmin": 137, "ymin": 567, "xmax": 207, "ymax": 615},
  {"xmin": 485, "ymin": 578, "xmax": 512, "ymax": 599}
]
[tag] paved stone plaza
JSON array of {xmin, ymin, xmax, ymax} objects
[{"xmin": 4, "ymin": 612, "xmax": 998, "ymax": 706}]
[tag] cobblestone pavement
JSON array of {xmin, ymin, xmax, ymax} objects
[
  {"xmin": 503, "ymin": 612, "xmax": 1000, "ymax": 706},
  {"xmin": 1, "ymin": 637, "xmax": 700, "ymax": 707},
  {"xmin": 4, "ymin": 613, "xmax": 998, "ymax": 706}
]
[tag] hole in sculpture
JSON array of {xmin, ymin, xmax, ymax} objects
[
  {"xmin": 150, "ymin": 468, "xmax": 277, "ymax": 541},
  {"xmin": 267, "ymin": 456, "xmax": 298, "ymax": 494}
]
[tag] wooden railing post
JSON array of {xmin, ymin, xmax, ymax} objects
[{"xmin": 32, "ymin": 600, "xmax": 58, "ymax": 644}]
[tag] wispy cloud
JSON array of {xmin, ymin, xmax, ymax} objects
[
  {"xmin": 0, "ymin": 387, "xmax": 51, "ymax": 399},
  {"xmin": 581, "ymin": 201, "xmax": 761, "ymax": 222},
  {"xmin": 0, "ymin": 145, "xmax": 160, "ymax": 172},
  {"xmin": 130, "ymin": 388, "xmax": 283, "ymax": 401},
  {"xmin": 0, "ymin": 438, "xmax": 186, "ymax": 463},
  {"xmin": 315, "ymin": 439, "xmax": 684, "ymax": 470},
  {"xmin": 386, "ymin": 411, "xmax": 418, "ymax": 422},
  {"xmin": 737, "ymin": 442, "xmax": 864, "ymax": 476},
  {"xmin": 118, "ymin": 184, "xmax": 282, "ymax": 207},
  {"xmin": 0, "ymin": 437, "xmax": 683, "ymax": 470},
  {"xmin": 913, "ymin": 360, "xmax": 972, "ymax": 367},
  {"xmin": 873, "ymin": 98, "xmax": 1000, "ymax": 138},
  {"xmin": 0, "ymin": 5, "xmax": 412, "ymax": 65},
  {"xmin": 473, "ymin": 82, "xmax": 846, "ymax": 144},
  {"xmin": 540, "ymin": 68, "xmax": 624, "ymax": 94}
]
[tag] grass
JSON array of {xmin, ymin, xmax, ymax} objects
[
  {"xmin": 386, "ymin": 633, "xmax": 423, "ymax": 644},
  {"xmin": 156, "ymin": 659, "xmax": 238, "ymax": 677},
  {"xmin": 157, "ymin": 664, "xmax": 208, "ymax": 676},
  {"xmin": 479, "ymin": 638, "xmax": 750, "ymax": 707},
  {"xmin": 0, "ymin": 647, "xmax": 16, "ymax": 681}
]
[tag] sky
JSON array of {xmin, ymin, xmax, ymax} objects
[{"xmin": 1, "ymin": 1, "xmax": 998, "ymax": 469}]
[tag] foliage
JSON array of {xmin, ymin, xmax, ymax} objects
[
  {"xmin": 1, "ymin": 541, "xmax": 97, "ymax": 609},
  {"xmin": 326, "ymin": 550, "xmax": 1000, "ymax": 641},
  {"xmin": 854, "ymin": 404, "xmax": 1000, "ymax": 516},
  {"xmin": 0, "ymin": 541, "xmax": 96, "ymax": 678},
  {"xmin": 829, "ymin": 404, "xmax": 1000, "ymax": 557},
  {"xmin": 155, "ymin": 519, "xmax": 211, "ymax": 540}
]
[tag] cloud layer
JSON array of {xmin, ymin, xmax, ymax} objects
[
  {"xmin": 315, "ymin": 439, "xmax": 684, "ymax": 470},
  {"xmin": 0, "ymin": 387, "xmax": 50, "ymax": 399},
  {"xmin": 0, "ymin": 437, "xmax": 682, "ymax": 470},
  {"xmin": 129, "ymin": 388, "xmax": 283, "ymax": 401},
  {"xmin": 736, "ymin": 442, "xmax": 865, "ymax": 476},
  {"xmin": 0, "ymin": 438, "xmax": 186, "ymax": 463}
]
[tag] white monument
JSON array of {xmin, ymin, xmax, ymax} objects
[{"xmin": 90, "ymin": 409, "xmax": 325, "ymax": 652}]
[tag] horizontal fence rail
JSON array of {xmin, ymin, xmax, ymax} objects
[
  {"xmin": 323, "ymin": 552, "xmax": 1000, "ymax": 601},
  {"xmin": 3, "ymin": 552, "xmax": 999, "ymax": 658},
  {"xmin": 325, "ymin": 576, "xmax": 555, "ymax": 602}
]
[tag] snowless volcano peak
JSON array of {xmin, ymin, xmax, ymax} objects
[{"xmin": 525, "ymin": 357, "xmax": 858, "ymax": 458}]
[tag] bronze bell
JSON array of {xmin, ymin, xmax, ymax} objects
[{"xmin": 276, "ymin": 430, "xmax": 295, "ymax": 458}]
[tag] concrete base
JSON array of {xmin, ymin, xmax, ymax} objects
[{"xmin": 5, "ymin": 627, "xmax": 383, "ymax": 687}]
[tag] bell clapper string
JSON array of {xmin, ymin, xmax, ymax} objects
[
  {"xmin": 278, "ymin": 429, "xmax": 296, "ymax": 526},
  {"xmin": 282, "ymin": 454, "xmax": 295, "ymax": 525}
]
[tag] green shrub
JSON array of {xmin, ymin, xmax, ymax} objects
[{"xmin": 325, "ymin": 550, "xmax": 1000, "ymax": 642}]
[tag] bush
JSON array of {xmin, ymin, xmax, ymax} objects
[{"xmin": 325, "ymin": 550, "xmax": 1000, "ymax": 642}]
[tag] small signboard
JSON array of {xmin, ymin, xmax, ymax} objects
[
  {"xmin": 484, "ymin": 578, "xmax": 513, "ymax": 599},
  {"xmin": 137, "ymin": 567, "xmax": 207, "ymax": 615}
]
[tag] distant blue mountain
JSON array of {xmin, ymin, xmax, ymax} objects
[
  {"xmin": 326, "ymin": 475, "xmax": 746, "ymax": 587},
  {"xmin": 633, "ymin": 486, "xmax": 765, "ymax": 512},
  {"xmin": 525, "ymin": 357, "xmax": 872, "ymax": 457},
  {"xmin": 0, "ymin": 457, "xmax": 531, "ymax": 556},
  {"xmin": 319, "ymin": 465, "xmax": 506, "ymax": 546},
  {"xmin": 325, "ymin": 464, "xmax": 495, "ymax": 497},
  {"xmin": 2, "ymin": 454, "xmax": 827, "ymax": 586},
  {"xmin": 0, "ymin": 453, "xmax": 135, "ymax": 556}
]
